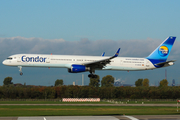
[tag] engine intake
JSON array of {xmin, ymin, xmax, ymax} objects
[{"xmin": 68, "ymin": 64, "xmax": 89, "ymax": 73}]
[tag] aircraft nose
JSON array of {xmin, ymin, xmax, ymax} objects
[{"xmin": 2, "ymin": 60, "xmax": 6, "ymax": 65}]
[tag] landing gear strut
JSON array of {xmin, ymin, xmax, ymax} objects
[{"xmin": 18, "ymin": 66, "xmax": 23, "ymax": 76}]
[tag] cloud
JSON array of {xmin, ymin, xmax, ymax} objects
[{"xmin": 0, "ymin": 36, "xmax": 179, "ymax": 60}]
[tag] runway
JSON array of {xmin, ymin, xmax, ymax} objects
[
  {"xmin": 0, "ymin": 103, "xmax": 179, "ymax": 106},
  {"xmin": 1, "ymin": 115, "xmax": 180, "ymax": 120}
]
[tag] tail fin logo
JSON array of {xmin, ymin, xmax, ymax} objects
[{"xmin": 159, "ymin": 46, "xmax": 169, "ymax": 57}]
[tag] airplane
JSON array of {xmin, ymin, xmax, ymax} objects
[{"xmin": 2, "ymin": 36, "xmax": 176, "ymax": 78}]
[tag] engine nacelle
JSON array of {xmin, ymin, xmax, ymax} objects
[{"xmin": 68, "ymin": 65, "xmax": 89, "ymax": 73}]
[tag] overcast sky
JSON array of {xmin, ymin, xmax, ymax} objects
[{"xmin": 0, "ymin": 0, "xmax": 180, "ymax": 86}]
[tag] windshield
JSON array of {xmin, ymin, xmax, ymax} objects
[{"xmin": 7, "ymin": 57, "xmax": 12, "ymax": 60}]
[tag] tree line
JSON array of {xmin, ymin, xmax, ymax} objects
[
  {"xmin": 4, "ymin": 75, "xmax": 115, "ymax": 87},
  {"xmin": 1, "ymin": 83, "xmax": 180, "ymax": 99},
  {"xmin": 135, "ymin": 78, "xmax": 168, "ymax": 87},
  {"xmin": 1, "ymin": 76, "xmax": 176, "ymax": 99},
  {"xmin": 55, "ymin": 75, "xmax": 114, "ymax": 87},
  {"xmin": 3, "ymin": 76, "xmax": 168, "ymax": 88},
  {"xmin": 0, "ymin": 85, "xmax": 179, "ymax": 99}
]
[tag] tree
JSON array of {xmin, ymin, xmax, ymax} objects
[
  {"xmin": 160, "ymin": 79, "xmax": 168, "ymax": 87},
  {"xmin": 142, "ymin": 78, "xmax": 149, "ymax": 87},
  {"xmin": 3, "ymin": 77, "xmax": 13, "ymax": 85},
  {"xmin": 135, "ymin": 79, "xmax": 143, "ymax": 87},
  {"xmin": 55, "ymin": 79, "xmax": 63, "ymax": 86},
  {"xmin": 89, "ymin": 75, "xmax": 100, "ymax": 87},
  {"xmin": 101, "ymin": 75, "xmax": 114, "ymax": 87}
]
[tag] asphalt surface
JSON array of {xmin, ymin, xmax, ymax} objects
[{"xmin": 0, "ymin": 104, "xmax": 179, "ymax": 106}]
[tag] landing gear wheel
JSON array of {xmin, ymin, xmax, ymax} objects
[
  {"xmin": 20, "ymin": 72, "xmax": 23, "ymax": 76},
  {"xmin": 88, "ymin": 74, "xmax": 97, "ymax": 78},
  {"xmin": 93, "ymin": 75, "xmax": 97, "ymax": 78},
  {"xmin": 88, "ymin": 74, "xmax": 93, "ymax": 78}
]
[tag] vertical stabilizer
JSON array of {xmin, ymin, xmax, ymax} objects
[{"xmin": 146, "ymin": 36, "xmax": 176, "ymax": 65}]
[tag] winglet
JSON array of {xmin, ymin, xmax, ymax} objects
[
  {"xmin": 114, "ymin": 48, "xmax": 120, "ymax": 57},
  {"xmin": 101, "ymin": 52, "xmax": 105, "ymax": 56}
]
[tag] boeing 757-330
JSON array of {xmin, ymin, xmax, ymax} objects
[{"xmin": 2, "ymin": 36, "xmax": 176, "ymax": 78}]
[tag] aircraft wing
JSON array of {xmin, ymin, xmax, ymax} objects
[{"xmin": 82, "ymin": 48, "xmax": 120, "ymax": 69}]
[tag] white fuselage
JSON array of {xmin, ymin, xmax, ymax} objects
[
  {"xmin": 2, "ymin": 36, "xmax": 176, "ymax": 77},
  {"xmin": 2, "ymin": 54, "xmax": 156, "ymax": 71}
]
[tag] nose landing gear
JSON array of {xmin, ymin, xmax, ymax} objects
[
  {"xmin": 20, "ymin": 72, "xmax": 23, "ymax": 76},
  {"xmin": 18, "ymin": 66, "xmax": 23, "ymax": 76}
]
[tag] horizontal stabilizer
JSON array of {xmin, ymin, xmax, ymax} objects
[{"xmin": 155, "ymin": 60, "xmax": 176, "ymax": 66}]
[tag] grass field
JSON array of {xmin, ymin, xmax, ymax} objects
[
  {"xmin": 0, "ymin": 100, "xmax": 177, "ymax": 104},
  {"xmin": 0, "ymin": 105, "xmax": 179, "ymax": 116},
  {"xmin": 111, "ymin": 101, "xmax": 177, "ymax": 104},
  {"xmin": 0, "ymin": 101, "xmax": 112, "ymax": 104},
  {"xmin": 0, "ymin": 100, "xmax": 179, "ymax": 116}
]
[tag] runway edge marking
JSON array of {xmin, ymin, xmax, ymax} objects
[{"xmin": 124, "ymin": 115, "xmax": 139, "ymax": 120}]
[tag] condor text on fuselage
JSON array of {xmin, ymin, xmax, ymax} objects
[{"xmin": 21, "ymin": 56, "xmax": 47, "ymax": 62}]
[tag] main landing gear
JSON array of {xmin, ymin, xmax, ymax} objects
[
  {"xmin": 88, "ymin": 70, "xmax": 98, "ymax": 78},
  {"xmin": 18, "ymin": 66, "xmax": 23, "ymax": 76},
  {"xmin": 88, "ymin": 74, "xmax": 98, "ymax": 78}
]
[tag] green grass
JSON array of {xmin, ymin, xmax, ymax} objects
[
  {"xmin": 0, "ymin": 101, "xmax": 113, "ymax": 104},
  {"xmin": 0, "ymin": 105, "xmax": 179, "ymax": 116},
  {"xmin": 0, "ymin": 100, "xmax": 178, "ymax": 104},
  {"xmin": 0, "ymin": 101, "xmax": 112, "ymax": 104},
  {"xmin": 0, "ymin": 100, "xmax": 178, "ymax": 116},
  {"xmin": 115, "ymin": 101, "xmax": 177, "ymax": 104}
]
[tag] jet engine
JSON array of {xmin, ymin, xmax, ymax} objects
[{"xmin": 68, "ymin": 64, "xmax": 90, "ymax": 73}]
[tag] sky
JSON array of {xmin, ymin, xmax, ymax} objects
[{"xmin": 0, "ymin": 0, "xmax": 180, "ymax": 86}]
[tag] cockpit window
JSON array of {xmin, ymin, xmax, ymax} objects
[{"xmin": 7, "ymin": 57, "xmax": 13, "ymax": 60}]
